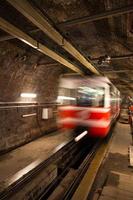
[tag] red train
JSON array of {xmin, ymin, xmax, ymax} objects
[{"xmin": 57, "ymin": 75, "xmax": 120, "ymax": 138}]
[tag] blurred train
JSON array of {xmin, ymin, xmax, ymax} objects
[{"xmin": 57, "ymin": 75, "xmax": 120, "ymax": 138}]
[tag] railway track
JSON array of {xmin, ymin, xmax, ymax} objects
[
  {"xmin": 62, "ymin": 141, "xmax": 100, "ymax": 200},
  {"xmin": 0, "ymin": 139, "xmax": 75, "ymax": 200},
  {"xmin": 39, "ymin": 128, "xmax": 114, "ymax": 200},
  {"xmin": 0, "ymin": 133, "xmax": 105, "ymax": 200}
]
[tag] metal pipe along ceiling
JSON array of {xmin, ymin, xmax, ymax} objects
[
  {"xmin": 0, "ymin": 17, "xmax": 83, "ymax": 74},
  {"xmin": 7, "ymin": 0, "xmax": 99, "ymax": 75}
]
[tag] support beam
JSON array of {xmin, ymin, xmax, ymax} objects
[
  {"xmin": 7, "ymin": 0, "xmax": 99, "ymax": 75},
  {"xmin": 0, "ymin": 29, "xmax": 40, "ymax": 41},
  {"xmin": 57, "ymin": 5, "xmax": 133, "ymax": 26},
  {"xmin": 104, "ymin": 69, "xmax": 133, "ymax": 74},
  {"xmin": 91, "ymin": 54, "xmax": 133, "ymax": 61},
  {"xmin": 0, "ymin": 17, "xmax": 82, "ymax": 74},
  {"xmin": 110, "ymin": 54, "xmax": 133, "ymax": 60}
]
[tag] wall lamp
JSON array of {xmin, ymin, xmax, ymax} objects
[{"xmin": 20, "ymin": 93, "xmax": 37, "ymax": 98}]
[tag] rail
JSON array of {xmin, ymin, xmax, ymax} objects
[
  {"xmin": 62, "ymin": 140, "xmax": 101, "ymax": 200},
  {"xmin": 0, "ymin": 131, "xmax": 111, "ymax": 200},
  {"xmin": 38, "ymin": 137, "xmax": 100, "ymax": 200},
  {"xmin": 0, "ymin": 139, "xmax": 75, "ymax": 200}
]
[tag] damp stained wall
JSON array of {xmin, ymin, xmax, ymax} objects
[{"xmin": 0, "ymin": 41, "xmax": 64, "ymax": 153}]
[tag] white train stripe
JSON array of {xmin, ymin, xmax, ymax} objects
[
  {"xmin": 58, "ymin": 118, "xmax": 110, "ymax": 128},
  {"xmin": 59, "ymin": 106, "xmax": 110, "ymax": 113}
]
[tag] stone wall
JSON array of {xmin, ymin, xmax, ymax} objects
[{"xmin": 0, "ymin": 41, "xmax": 64, "ymax": 153}]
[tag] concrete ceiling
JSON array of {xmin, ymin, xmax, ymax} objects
[{"xmin": 0, "ymin": 0, "xmax": 133, "ymax": 95}]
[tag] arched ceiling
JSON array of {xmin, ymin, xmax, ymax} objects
[{"xmin": 0, "ymin": 0, "xmax": 133, "ymax": 95}]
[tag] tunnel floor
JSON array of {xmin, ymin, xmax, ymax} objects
[
  {"xmin": 0, "ymin": 121, "xmax": 133, "ymax": 200},
  {"xmin": 0, "ymin": 130, "xmax": 71, "ymax": 184},
  {"xmin": 89, "ymin": 121, "xmax": 133, "ymax": 200}
]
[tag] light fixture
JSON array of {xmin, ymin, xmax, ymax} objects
[
  {"xmin": 20, "ymin": 93, "xmax": 37, "ymax": 98},
  {"xmin": 98, "ymin": 55, "xmax": 111, "ymax": 65},
  {"xmin": 22, "ymin": 113, "xmax": 37, "ymax": 117},
  {"xmin": 75, "ymin": 131, "xmax": 88, "ymax": 142}
]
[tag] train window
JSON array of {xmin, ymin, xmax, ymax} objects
[
  {"xmin": 77, "ymin": 87, "xmax": 105, "ymax": 107},
  {"xmin": 57, "ymin": 86, "xmax": 105, "ymax": 107},
  {"xmin": 57, "ymin": 88, "xmax": 77, "ymax": 105}
]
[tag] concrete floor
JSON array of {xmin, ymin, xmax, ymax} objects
[
  {"xmin": 0, "ymin": 130, "xmax": 71, "ymax": 185},
  {"xmin": 90, "ymin": 121, "xmax": 133, "ymax": 199}
]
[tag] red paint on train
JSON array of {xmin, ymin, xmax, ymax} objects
[{"xmin": 57, "ymin": 76, "xmax": 120, "ymax": 138}]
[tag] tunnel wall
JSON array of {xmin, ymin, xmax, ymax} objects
[{"xmin": 0, "ymin": 41, "xmax": 64, "ymax": 153}]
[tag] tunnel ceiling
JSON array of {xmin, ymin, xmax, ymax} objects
[{"xmin": 0, "ymin": 0, "xmax": 133, "ymax": 95}]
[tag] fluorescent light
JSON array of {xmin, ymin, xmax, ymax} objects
[
  {"xmin": 74, "ymin": 130, "xmax": 88, "ymax": 142},
  {"xmin": 20, "ymin": 93, "xmax": 37, "ymax": 98},
  {"xmin": 57, "ymin": 96, "xmax": 76, "ymax": 101},
  {"xmin": 22, "ymin": 113, "xmax": 37, "ymax": 117}
]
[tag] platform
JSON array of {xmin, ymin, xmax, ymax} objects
[
  {"xmin": 90, "ymin": 121, "xmax": 133, "ymax": 200},
  {"xmin": 0, "ymin": 130, "xmax": 71, "ymax": 185}
]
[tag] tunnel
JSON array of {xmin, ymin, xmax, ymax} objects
[{"xmin": 0, "ymin": 1, "xmax": 133, "ymax": 200}]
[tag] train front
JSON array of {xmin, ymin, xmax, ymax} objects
[{"xmin": 57, "ymin": 76, "xmax": 111, "ymax": 138}]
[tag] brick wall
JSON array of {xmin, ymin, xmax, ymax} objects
[{"xmin": 0, "ymin": 41, "xmax": 65, "ymax": 153}]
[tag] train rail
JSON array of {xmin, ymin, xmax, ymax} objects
[
  {"xmin": 0, "ymin": 129, "xmax": 113, "ymax": 200},
  {"xmin": 0, "ymin": 139, "xmax": 76, "ymax": 200},
  {"xmin": 42, "ymin": 129, "xmax": 114, "ymax": 200},
  {"xmin": 60, "ymin": 140, "xmax": 100, "ymax": 200},
  {"xmin": 37, "ymin": 136, "xmax": 101, "ymax": 200}
]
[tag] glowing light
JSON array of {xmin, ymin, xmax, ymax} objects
[
  {"xmin": 74, "ymin": 130, "xmax": 88, "ymax": 142},
  {"xmin": 22, "ymin": 113, "xmax": 37, "ymax": 117},
  {"xmin": 20, "ymin": 93, "xmax": 37, "ymax": 98}
]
